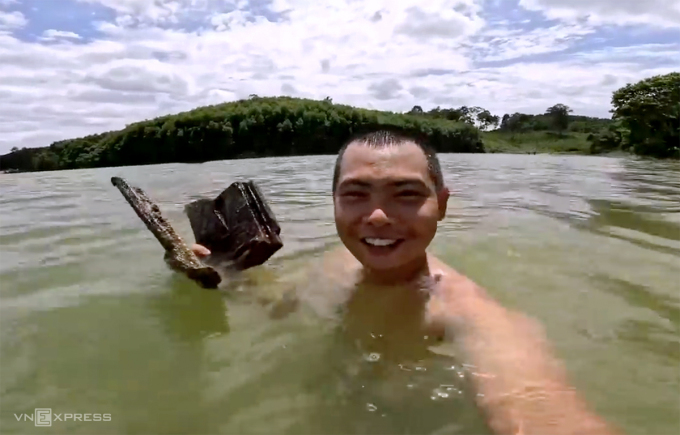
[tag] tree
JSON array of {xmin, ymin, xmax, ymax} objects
[
  {"xmin": 502, "ymin": 113, "xmax": 531, "ymax": 138},
  {"xmin": 587, "ymin": 121, "xmax": 623, "ymax": 155},
  {"xmin": 545, "ymin": 104, "xmax": 572, "ymax": 136},
  {"xmin": 611, "ymin": 72, "xmax": 680, "ymax": 158},
  {"xmin": 500, "ymin": 114, "xmax": 510, "ymax": 130},
  {"xmin": 476, "ymin": 110, "xmax": 500, "ymax": 131},
  {"xmin": 457, "ymin": 106, "xmax": 472, "ymax": 124}
]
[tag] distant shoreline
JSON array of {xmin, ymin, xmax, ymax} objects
[
  {"xmin": 3, "ymin": 72, "xmax": 678, "ymax": 173},
  {"xmin": 0, "ymin": 96, "xmax": 615, "ymax": 173},
  {"xmin": 0, "ymin": 148, "xmax": 639, "ymax": 175}
]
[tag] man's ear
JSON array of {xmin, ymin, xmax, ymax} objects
[{"xmin": 437, "ymin": 186, "xmax": 449, "ymax": 221}]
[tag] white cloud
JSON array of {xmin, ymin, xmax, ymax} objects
[
  {"xmin": 464, "ymin": 54, "xmax": 680, "ymax": 117},
  {"xmin": 77, "ymin": 0, "xmax": 186, "ymax": 24},
  {"xmin": 472, "ymin": 22, "xmax": 596, "ymax": 62},
  {"xmin": 0, "ymin": 10, "xmax": 26, "ymax": 29},
  {"xmin": 40, "ymin": 30, "xmax": 83, "ymax": 41},
  {"xmin": 520, "ymin": 0, "xmax": 680, "ymax": 28},
  {"xmin": 0, "ymin": 0, "xmax": 678, "ymax": 153}
]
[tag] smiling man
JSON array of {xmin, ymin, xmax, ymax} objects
[
  {"xmin": 192, "ymin": 129, "xmax": 620, "ymax": 435},
  {"xmin": 331, "ymin": 129, "xmax": 449, "ymax": 287}
]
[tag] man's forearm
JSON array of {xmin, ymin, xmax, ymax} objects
[{"xmin": 454, "ymin": 294, "xmax": 620, "ymax": 435}]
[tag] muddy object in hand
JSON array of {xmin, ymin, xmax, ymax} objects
[
  {"xmin": 185, "ymin": 181, "xmax": 283, "ymax": 271},
  {"xmin": 110, "ymin": 176, "xmax": 222, "ymax": 289}
]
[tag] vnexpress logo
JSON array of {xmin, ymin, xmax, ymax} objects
[
  {"xmin": 35, "ymin": 409, "xmax": 52, "ymax": 427},
  {"xmin": 14, "ymin": 408, "xmax": 112, "ymax": 426},
  {"xmin": 13, "ymin": 408, "xmax": 52, "ymax": 427}
]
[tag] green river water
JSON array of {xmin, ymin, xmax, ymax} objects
[{"xmin": 1, "ymin": 154, "xmax": 678, "ymax": 434}]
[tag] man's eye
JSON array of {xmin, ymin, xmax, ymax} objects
[
  {"xmin": 341, "ymin": 191, "xmax": 367, "ymax": 197},
  {"xmin": 397, "ymin": 190, "xmax": 423, "ymax": 197}
]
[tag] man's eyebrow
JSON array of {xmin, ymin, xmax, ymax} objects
[
  {"xmin": 391, "ymin": 179, "xmax": 428, "ymax": 188},
  {"xmin": 337, "ymin": 178, "xmax": 428, "ymax": 188},
  {"xmin": 337, "ymin": 179, "xmax": 371, "ymax": 188}
]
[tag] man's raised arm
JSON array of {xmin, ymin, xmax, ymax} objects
[{"xmin": 432, "ymin": 276, "xmax": 622, "ymax": 435}]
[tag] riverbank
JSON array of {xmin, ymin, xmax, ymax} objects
[
  {"xmin": 482, "ymin": 131, "xmax": 593, "ymax": 155},
  {"xmin": 0, "ymin": 129, "xmax": 638, "ymax": 176}
]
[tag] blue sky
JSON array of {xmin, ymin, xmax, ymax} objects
[{"xmin": 0, "ymin": 0, "xmax": 678, "ymax": 153}]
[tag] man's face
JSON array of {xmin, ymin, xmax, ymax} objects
[{"xmin": 333, "ymin": 141, "xmax": 449, "ymax": 275}]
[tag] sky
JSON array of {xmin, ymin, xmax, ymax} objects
[{"xmin": 0, "ymin": 0, "xmax": 679, "ymax": 154}]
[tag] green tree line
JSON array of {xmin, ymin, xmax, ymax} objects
[
  {"xmin": 1, "ymin": 96, "xmax": 483, "ymax": 172},
  {"xmin": 1, "ymin": 72, "xmax": 677, "ymax": 173},
  {"xmin": 496, "ymin": 105, "xmax": 612, "ymax": 136},
  {"xmin": 408, "ymin": 102, "xmax": 612, "ymax": 136}
]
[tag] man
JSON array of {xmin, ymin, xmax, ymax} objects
[{"xmin": 192, "ymin": 129, "xmax": 620, "ymax": 435}]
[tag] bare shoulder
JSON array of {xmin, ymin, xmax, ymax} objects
[
  {"xmin": 319, "ymin": 245, "xmax": 361, "ymax": 283},
  {"xmin": 321, "ymin": 244, "xmax": 360, "ymax": 266},
  {"xmin": 424, "ymin": 254, "xmax": 514, "ymax": 327},
  {"xmin": 426, "ymin": 254, "xmax": 487, "ymax": 300},
  {"xmin": 286, "ymin": 245, "xmax": 359, "ymax": 318}
]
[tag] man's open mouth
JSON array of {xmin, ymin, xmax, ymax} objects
[{"xmin": 361, "ymin": 237, "xmax": 404, "ymax": 249}]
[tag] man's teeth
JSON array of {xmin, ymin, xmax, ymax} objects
[{"xmin": 364, "ymin": 238, "xmax": 398, "ymax": 246}]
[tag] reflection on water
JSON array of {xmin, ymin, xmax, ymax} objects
[
  {"xmin": 1, "ymin": 154, "xmax": 679, "ymax": 435},
  {"xmin": 146, "ymin": 275, "xmax": 231, "ymax": 342}
]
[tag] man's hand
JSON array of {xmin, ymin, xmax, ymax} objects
[{"xmin": 191, "ymin": 243, "xmax": 211, "ymax": 258}]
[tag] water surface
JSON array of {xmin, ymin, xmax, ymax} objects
[{"xmin": 1, "ymin": 154, "xmax": 679, "ymax": 434}]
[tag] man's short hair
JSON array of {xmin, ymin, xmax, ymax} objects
[{"xmin": 332, "ymin": 128, "xmax": 444, "ymax": 194}]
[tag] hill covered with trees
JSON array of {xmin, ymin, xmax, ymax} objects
[
  {"xmin": 1, "ymin": 72, "xmax": 677, "ymax": 173},
  {"xmin": 1, "ymin": 96, "xmax": 484, "ymax": 172}
]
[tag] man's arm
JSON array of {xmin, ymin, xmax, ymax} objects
[{"xmin": 433, "ymin": 277, "xmax": 621, "ymax": 435}]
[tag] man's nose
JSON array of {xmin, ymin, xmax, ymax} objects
[{"xmin": 365, "ymin": 206, "xmax": 391, "ymax": 226}]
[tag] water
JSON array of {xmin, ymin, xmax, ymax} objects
[{"xmin": 1, "ymin": 154, "xmax": 679, "ymax": 434}]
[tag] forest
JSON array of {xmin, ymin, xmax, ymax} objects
[{"xmin": 1, "ymin": 72, "xmax": 677, "ymax": 173}]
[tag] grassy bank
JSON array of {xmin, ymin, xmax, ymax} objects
[{"xmin": 482, "ymin": 131, "xmax": 592, "ymax": 155}]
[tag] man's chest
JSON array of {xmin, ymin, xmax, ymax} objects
[{"xmin": 341, "ymin": 286, "xmax": 445, "ymax": 358}]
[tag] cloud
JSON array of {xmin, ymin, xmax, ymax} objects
[
  {"xmin": 78, "ymin": 0, "xmax": 186, "ymax": 25},
  {"xmin": 470, "ymin": 21, "xmax": 597, "ymax": 62},
  {"xmin": 83, "ymin": 61, "xmax": 190, "ymax": 95},
  {"xmin": 0, "ymin": 0, "xmax": 678, "ymax": 153},
  {"xmin": 368, "ymin": 78, "xmax": 404, "ymax": 100},
  {"xmin": 0, "ymin": 10, "xmax": 26, "ymax": 29},
  {"xmin": 519, "ymin": 0, "xmax": 680, "ymax": 28},
  {"xmin": 40, "ymin": 29, "xmax": 82, "ymax": 41},
  {"xmin": 394, "ymin": 6, "xmax": 484, "ymax": 40}
]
